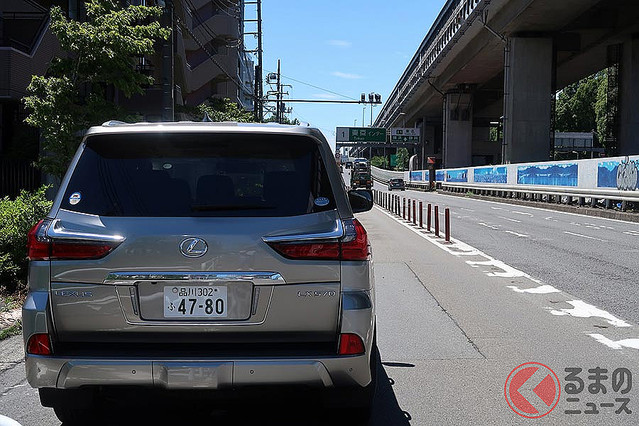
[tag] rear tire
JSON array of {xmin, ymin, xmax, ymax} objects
[{"xmin": 53, "ymin": 406, "xmax": 95, "ymax": 426}]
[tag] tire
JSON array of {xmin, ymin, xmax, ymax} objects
[{"xmin": 327, "ymin": 334, "xmax": 379, "ymax": 425}]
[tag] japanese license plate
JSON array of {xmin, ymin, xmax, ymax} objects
[{"xmin": 163, "ymin": 286, "xmax": 228, "ymax": 318}]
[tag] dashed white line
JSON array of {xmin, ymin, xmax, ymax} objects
[
  {"xmin": 498, "ymin": 216, "xmax": 522, "ymax": 223},
  {"xmin": 549, "ymin": 300, "xmax": 631, "ymax": 328},
  {"xmin": 589, "ymin": 334, "xmax": 639, "ymax": 350},
  {"xmin": 563, "ymin": 231, "xmax": 608, "ymax": 242},
  {"xmin": 504, "ymin": 230, "xmax": 529, "ymax": 238},
  {"xmin": 512, "ymin": 211, "xmax": 533, "ymax": 217},
  {"xmin": 478, "ymin": 222, "xmax": 499, "ymax": 230}
]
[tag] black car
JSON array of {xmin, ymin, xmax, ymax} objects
[{"xmin": 388, "ymin": 178, "xmax": 405, "ymax": 191}]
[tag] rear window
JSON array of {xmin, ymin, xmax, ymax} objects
[{"xmin": 60, "ymin": 132, "xmax": 336, "ymax": 217}]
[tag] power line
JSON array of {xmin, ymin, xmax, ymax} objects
[{"xmin": 264, "ymin": 70, "xmax": 357, "ymax": 101}]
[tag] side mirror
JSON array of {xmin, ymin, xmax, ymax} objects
[{"xmin": 348, "ymin": 189, "xmax": 373, "ymax": 213}]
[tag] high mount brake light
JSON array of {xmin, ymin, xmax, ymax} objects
[
  {"xmin": 27, "ymin": 220, "xmax": 118, "ymax": 261},
  {"xmin": 267, "ymin": 219, "xmax": 369, "ymax": 261}
]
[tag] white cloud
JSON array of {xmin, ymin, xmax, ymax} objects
[
  {"xmin": 327, "ymin": 40, "xmax": 352, "ymax": 48},
  {"xmin": 331, "ymin": 71, "xmax": 363, "ymax": 80}
]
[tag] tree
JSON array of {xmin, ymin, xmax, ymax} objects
[
  {"xmin": 264, "ymin": 115, "xmax": 300, "ymax": 125},
  {"xmin": 23, "ymin": 0, "xmax": 171, "ymax": 178},
  {"xmin": 371, "ymin": 155, "xmax": 389, "ymax": 169},
  {"xmin": 395, "ymin": 148, "xmax": 409, "ymax": 171},
  {"xmin": 555, "ymin": 70, "xmax": 608, "ymax": 148}
]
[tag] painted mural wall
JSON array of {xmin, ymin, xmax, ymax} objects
[{"xmin": 413, "ymin": 155, "xmax": 639, "ymax": 192}]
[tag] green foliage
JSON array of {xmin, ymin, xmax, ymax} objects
[
  {"xmin": 0, "ymin": 186, "xmax": 52, "ymax": 295},
  {"xmin": 555, "ymin": 70, "xmax": 609, "ymax": 150},
  {"xmin": 198, "ymin": 98, "xmax": 255, "ymax": 123},
  {"xmin": 0, "ymin": 321, "xmax": 22, "ymax": 341},
  {"xmin": 23, "ymin": 0, "xmax": 170, "ymax": 178},
  {"xmin": 371, "ymin": 156, "xmax": 389, "ymax": 169},
  {"xmin": 394, "ymin": 148, "xmax": 409, "ymax": 171},
  {"xmin": 264, "ymin": 115, "xmax": 300, "ymax": 125}
]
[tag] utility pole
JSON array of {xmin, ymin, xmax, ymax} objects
[
  {"xmin": 276, "ymin": 59, "xmax": 281, "ymax": 123},
  {"xmin": 161, "ymin": 0, "xmax": 174, "ymax": 121},
  {"xmin": 245, "ymin": 0, "xmax": 263, "ymax": 121}
]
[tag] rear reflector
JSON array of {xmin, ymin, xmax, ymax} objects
[
  {"xmin": 266, "ymin": 219, "xmax": 369, "ymax": 261},
  {"xmin": 27, "ymin": 219, "xmax": 118, "ymax": 260},
  {"xmin": 338, "ymin": 333, "xmax": 365, "ymax": 355},
  {"xmin": 27, "ymin": 333, "xmax": 52, "ymax": 355}
]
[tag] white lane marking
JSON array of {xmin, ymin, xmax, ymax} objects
[
  {"xmin": 490, "ymin": 206, "xmax": 504, "ymax": 210},
  {"xmin": 478, "ymin": 222, "xmax": 500, "ymax": 230},
  {"xmin": 624, "ymin": 230, "xmax": 639, "ymax": 236},
  {"xmin": 498, "ymin": 216, "xmax": 521, "ymax": 223},
  {"xmin": 504, "ymin": 230, "xmax": 529, "ymax": 238},
  {"xmin": 563, "ymin": 231, "xmax": 608, "ymax": 242},
  {"xmin": 373, "ymin": 205, "xmax": 636, "ymax": 350},
  {"xmin": 420, "ymin": 189, "xmax": 639, "ymax": 226},
  {"xmin": 466, "ymin": 259, "xmax": 527, "ymax": 278},
  {"xmin": 569, "ymin": 222, "xmax": 582, "ymax": 227},
  {"xmin": 589, "ymin": 334, "xmax": 639, "ymax": 350},
  {"xmin": 460, "ymin": 207, "xmax": 475, "ymax": 212},
  {"xmin": 549, "ymin": 300, "xmax": 631, "ymax": 328},
  {"xmin": 507, "ymin": 284, "xmax": 561, "ymax": 294},
  {"xmin": 544, "ymin": 216, "xmax": 559, "ymax": 222},
  {"xmin": 511, "ymin": 211, "xmax": 533, "ymax": 217}
]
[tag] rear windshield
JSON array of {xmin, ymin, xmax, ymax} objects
[{"xmin": 60, "ymin": 132, "xmax": 336, "ymax": 217}]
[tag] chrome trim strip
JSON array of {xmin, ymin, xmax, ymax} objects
[
  {"xmin": 261, "ymin": 220, "xmax": 344, "ymax": 243},
  {"xmin": 47, "ymin": 219, "xmax": 125, "ymax": 243},
  {"xmin": 104, "ymin": 271, "xmax": 285, "ymax": 285}
]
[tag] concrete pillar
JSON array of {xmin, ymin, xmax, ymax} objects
[
  {"xmin": 443, "ymin": 92, "xmax": 473, "ymax": 168},
  {"xmin": 503, "ymin": 37, "xmax": 553, "ymax": 163},
  {"xmin": 619, "ymin": 36, "xmax": 639, "ymax": 155}
]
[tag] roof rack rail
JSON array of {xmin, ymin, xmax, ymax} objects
[{"xmin": 101, "ymin": 120, "xmax": 127, "ymax": 127}]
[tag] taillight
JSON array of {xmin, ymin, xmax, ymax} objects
[
  {"xmin": 338, "ymin": 333, "xmax": 365, "ymax": 355},
  {"xmin": 266, "ymin": 219, "xmax": 369, "ymax": 261},
  {"xmin": 26, "ymin": 333, "xmax": 52, "ymax": 355},
  {"xmin": 27, "ymin": 219, "xmax": 51, "ymax": 260},
  {"xmin": 341, "ymin": 219, "xmax": 369, "ymax": 260},
  {"xmin": 27, "ymin": 219, "xmax": 118, "ymax": 260}
]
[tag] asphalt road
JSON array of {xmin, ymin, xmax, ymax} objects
[
  {"xmin": 2, "ymin": 179, "xmax": 639, "ymax": 424},
  {"xmin": 372, "ymin": 179, "xmax": 639, "ymax": 326}
]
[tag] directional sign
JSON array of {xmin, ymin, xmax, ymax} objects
[
  {"xmin": 390, "ymin": 127, "xmax": 420, "ymax": 143},
  {"xmin": 336, "ymin": 127, "xmax": 386, "ymax": 143}
]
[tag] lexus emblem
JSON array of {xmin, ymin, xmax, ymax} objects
[{"xmin": 179, "ymin": 237, "xmax": 208, "ymax": 258}]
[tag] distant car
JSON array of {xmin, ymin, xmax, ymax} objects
[
  {"xmin": 388, "ymin": 178, "xmax": 405, "ymax": 191},
  {"xmin": 22, "ymin": 122, "xmax": 377, "ymax": 424}
]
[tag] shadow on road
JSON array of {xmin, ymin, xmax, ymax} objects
[{"xmin": 57, "ymin": 362, "xmax": 411, "ymax": 426}]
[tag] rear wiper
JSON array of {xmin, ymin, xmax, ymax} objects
[{"xmin": 191, "ymin": 204, "xmax": 275, "ymax": 211}]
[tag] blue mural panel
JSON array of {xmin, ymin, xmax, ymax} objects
[
  {"xmin": 435, "ymin": 170, "xmax": 444, "ymax": 182},
  {"xmin": 597, "ymin": 161, "xmax": 619, "ymax": 188},
  {"xmin": 446, "ymin": 169, "xmax": 468, "ymax": 183},
  {"xmin": 410, "ymin": 171, "xmax": 423, "ymax": 181},
  {"xmin": 474, "ymin": 166, "xmax": 507, "ymax": 184},
  {"xmin": 517, "ymin": 163, "xmax": 577, "ymax": 186}
]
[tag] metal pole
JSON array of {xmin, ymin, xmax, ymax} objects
[
  {"xmin": 403, "ymin": 198, "xmax": 406, "ymax": 219},
  {"xmin": 256, "ymin": 0, "xmax": 263, "ymax": 121},
  {"xmin": 413, "ymin": 200, "xmax": 416, "ymax": 225},
  {"xmin": 161, "ymin": 0, "xmax": 174, "ymax": 121},
  {"xmin": 362, "ymin": 106, "xmax": 366, "ymax": 127},
  {"xmin": 419, "ymin": 201, "xmax": 423, "ymax": 228},
  {"xmin": 434, "ymin": 206, "xmax": 440, "ymax": 237},
  {"xmin": 276, "ymin": 59, "xmax": 281, "ymax": 123},
  {"xmin": 427, "ymin": 203, "xmax": 431, "ymax": 231},
  {"xmin": 407, "ymin": 199, "xmax": 411, "ymax": 222},
  {"xmin": 445, "ymin": 208, "xmax": 450, "ymax": 242}
]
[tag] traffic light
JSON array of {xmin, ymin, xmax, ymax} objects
[
  {"xmin": 374, "ymin": 93, "xmax": 381, "ymax": 104},
  {"xmin": 360, "ymin": 93, "xmax": 366, "ymax": 103}
]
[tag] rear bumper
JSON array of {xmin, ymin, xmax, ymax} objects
[{"xmin": 25, "ymin": 353, "xmax": 371, "ymax": 390}]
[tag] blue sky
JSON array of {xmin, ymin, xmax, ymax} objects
[{"xmin": 248, "ymin": 1, "xmax": 443, "ymax": 151}]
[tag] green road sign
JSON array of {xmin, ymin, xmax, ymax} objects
[
  {"xmin": 336, "ymin": 127, "xmax": 386, "ymax": 143},
  {"xmin": 391, "ymin": 135, "xmax": 420, "ymax": 143}
]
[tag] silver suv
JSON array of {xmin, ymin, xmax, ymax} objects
[{"xmin": 22, "ymin": 122, "xmax": 376, "ymax": 424}]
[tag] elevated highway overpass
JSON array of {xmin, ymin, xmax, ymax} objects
[{"xmin": 374, "ymin": 0, "xmax": 639, "ymax": 168}]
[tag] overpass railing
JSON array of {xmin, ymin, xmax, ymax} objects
[
  {"xmin": 376, "ymin": 0, "xmax": 487, "ymax": 127},
  {"xmin": 372, "ymin": 156, "xmax": 639, "ymax": 205}
]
